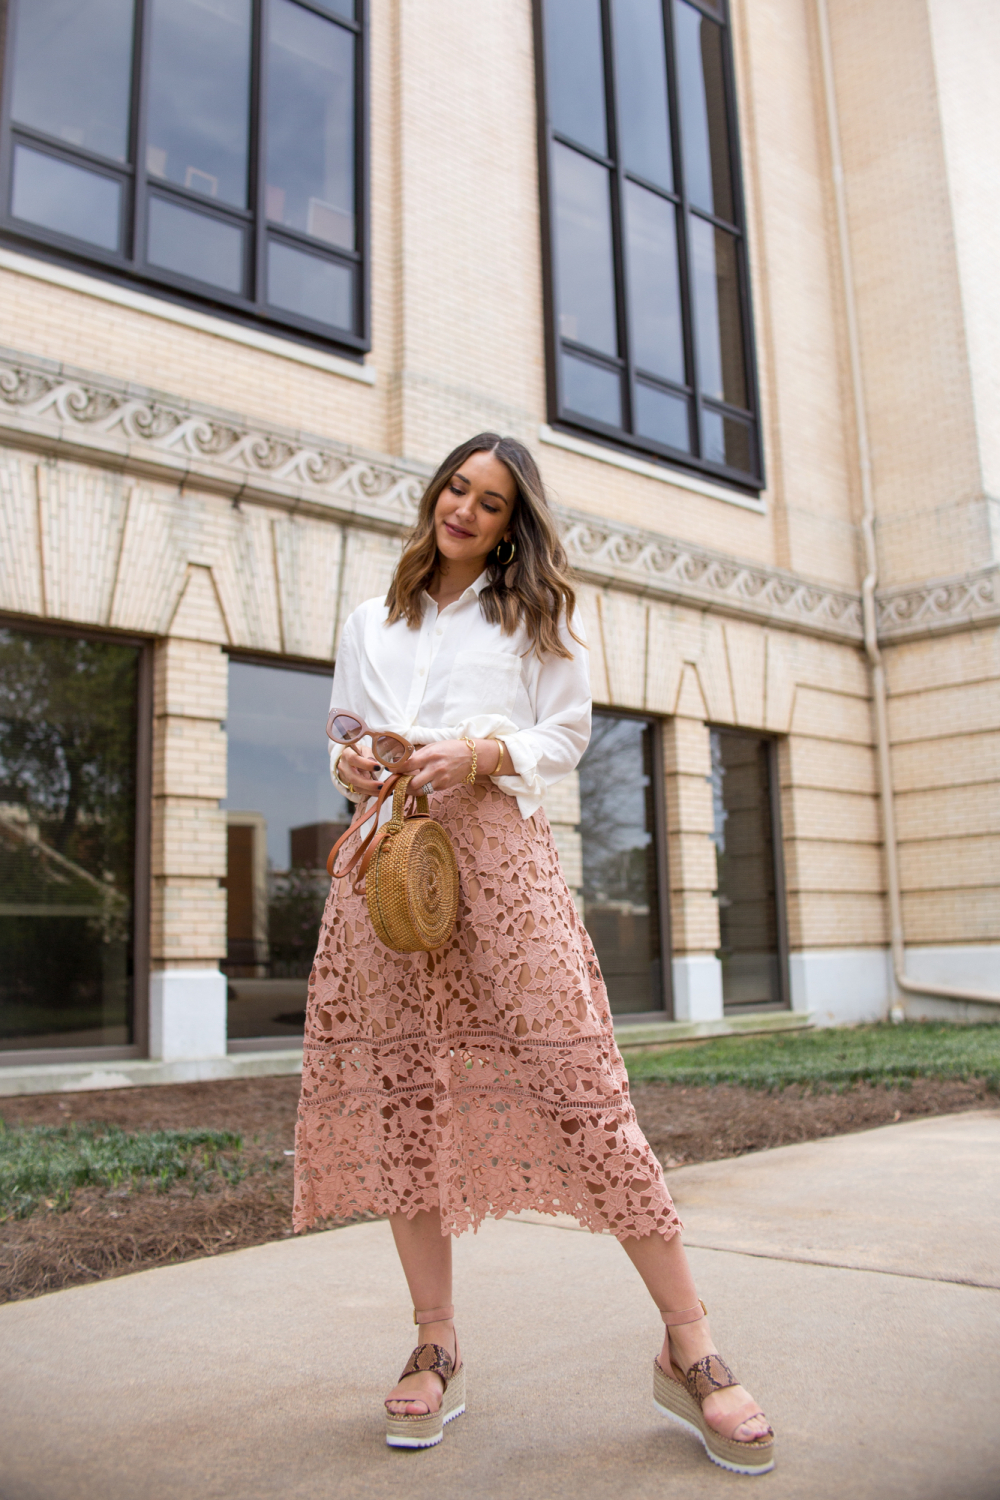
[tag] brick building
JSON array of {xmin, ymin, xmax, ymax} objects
[{"xmin": 0, "ymin": 0, "xmax": 997, "ymax": 1091}]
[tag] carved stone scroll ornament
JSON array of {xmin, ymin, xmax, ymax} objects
[
  {"xmin": 0, "ymin": 357, "xmax": 425, "ymax": 524},
  {"xmin": 875, "ymin": 565, "xmax": 1000, "ymax": 638},
  {"xmin": 560, "ymin": 517, "xmax": 865, "ymax": 639}
]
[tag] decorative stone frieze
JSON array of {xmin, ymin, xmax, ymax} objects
[
  {"xmin": 1, "ymin": 348, "xmax": 995, "ymax": 646},
  {"xmin": 560, "ymin": 515, "xmax": 864, "ymax": 641},
  {"xmin": 0, "ymin": 350, "xmax": 426, "ymax": 531},
  {"xmin": 875, "ymin": 565, "xmax": 1000, "ymax": 640}
]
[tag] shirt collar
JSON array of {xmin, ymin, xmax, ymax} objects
[{"xmin": 421, "ymin": 569, "xmax": 490, "ymax": 611}]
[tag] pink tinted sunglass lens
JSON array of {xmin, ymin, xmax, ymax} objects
[
  {"xmin": 373, "ymin": 735, "xmax": 408, "ymax": 765},
  {"xmin": 328, "ymin": 713, "xmax": 364, "ymax": 742}
]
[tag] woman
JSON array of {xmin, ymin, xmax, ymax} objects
[{"xmin": 294, "ymin": 434, "xmax": 774, "ymax": 1475}]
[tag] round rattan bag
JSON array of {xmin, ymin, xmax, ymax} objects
[{"xmin": 327, "ymin": 773, "xmax": 459, "ymax": 952}]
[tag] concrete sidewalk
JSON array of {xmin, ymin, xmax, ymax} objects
[{"xmin": 2, "ymin": 1112, "xmax": 998, "ymax": 1500}]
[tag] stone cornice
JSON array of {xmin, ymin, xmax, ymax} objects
[{"xmin": 0, "ymin": 348, "xmax": 994, "ymax": 645}]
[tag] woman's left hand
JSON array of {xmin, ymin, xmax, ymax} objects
[{"xmin": 398, "ymin": 739, "xmax": 486, "ymax": 793}]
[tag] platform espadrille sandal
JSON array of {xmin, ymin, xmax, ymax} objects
[
  {"xmin": 384, "ymin": 1305, "xmax": 466, "ymax": 1450},
  {"xmin": 653, "ymin": 1301, "xmax": 775, "ymax": 1476}
]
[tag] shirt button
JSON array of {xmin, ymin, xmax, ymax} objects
[
  {"xmin": 418, "ymin": 667, "xmax": 425, "ymax": 676},
  {"xmin": 436, "ymin": 628, "xmax": 443, "ymax": 636}
]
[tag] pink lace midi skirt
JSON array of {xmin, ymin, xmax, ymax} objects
[{"xmin": 293, "ymin": 780, "xmax": 681, "ymax": 1242}]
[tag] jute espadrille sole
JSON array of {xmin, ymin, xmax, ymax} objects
[
  {"xmin": 653, "ymin": 1360, "xmax": 775, "ymax": 1476},
  {"xmin": 385, "ymin": 1365, "xmax": 466, "ymax": 1449}
]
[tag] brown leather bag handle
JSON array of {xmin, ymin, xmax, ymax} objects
[{"xmin": 326, "ymin": 773, "xmax": 431, "ymax": 887}]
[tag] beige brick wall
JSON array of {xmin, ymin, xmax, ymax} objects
[
  {"xmin": 1, "ymin": 0, "xmax": 998, "ymax": 1022},
  {"xmin": 150, "ymin": 638, "xmax": 228, "ymax": 971}
]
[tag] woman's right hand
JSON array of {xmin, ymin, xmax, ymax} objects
[{"xmin": 339, "ymin": 745, "xmax": 384, "ymax": 797}]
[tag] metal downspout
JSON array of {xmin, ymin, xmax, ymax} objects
[{"xmin": 814, "ymin": 0, "xmax": 1000, "ymax": 1008}]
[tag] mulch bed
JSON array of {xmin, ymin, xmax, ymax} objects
[{"xmin": 0, "ymin": 1072, "xmax": 992, "ymax": 1304}]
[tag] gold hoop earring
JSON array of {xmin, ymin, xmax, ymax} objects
[{"xmin": 496, "ymin": 538, "xmax": 517, "ymax": 565}]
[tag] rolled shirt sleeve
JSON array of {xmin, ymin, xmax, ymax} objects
[{"xmin": 491, "ymin": 611, "xmax": 591, "ymax": 818}]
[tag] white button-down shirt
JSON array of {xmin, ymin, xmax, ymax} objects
[{"xmin": 329, "ymin": 571, "xmax": 592, "ymax": 819}]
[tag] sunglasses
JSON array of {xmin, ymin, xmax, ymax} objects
[{"xmin": 326, "ymin": 709, "xmax": 415, "ymax": 769}]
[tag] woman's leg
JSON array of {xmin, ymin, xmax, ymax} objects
[
  {"xmin": 621, "ymin": 1231, "xmax": 770, "ymax": 1441},
  {"xmin": 384, "ymin": 1209, "xmax": 457, "ymax": 1416}
]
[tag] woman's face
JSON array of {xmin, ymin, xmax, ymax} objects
[{"xmin": 434, "ymin": 450, "xmax": 516, "ymax": 568}]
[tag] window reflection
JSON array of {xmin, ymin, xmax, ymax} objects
[
  {"xmin": 544, "ymin": 0, "xmax": 607, "ymax": 156},
  {"xmin": 147, "ymin": 196, "xmax": 244, "ymax": 293},
  {"xmin": 561, "ymin": 351, "xmax": 622, "ymax": 427},
  {"xmin": 613, "ymin": 0, "xmax": 673, "ymax": 191},
  {"xmin": 577, "ymin": 713, "xmax": 663, "ymax": 1014},
  {"xmin": 635, "ymin": 381, "xmax": 690, "ymax": 451},
  {"xmin": 12, "ymin": 146, "xmax": 121, "ymax": 251},
  {"xmin": 0, "ymin": 627, "xmax": 138, "ymax": 1051},
  {"xmin": 673, "ymin": 0, "xmax": 734, "ymax": 222},
  {"xmin": 223, "ymin": 660, "xmax": 348, "ymax": 1041},
  {"xmin": 671, "ymin": 1, "xmax": 734, "ymax": 222},
  {"xmin": 624, "ymin": 182, "xmax": 684, "ymax": 383},
  {"xmin": 702, "ymin": 408, "xmax": 752, "ymax": 472},
  {"xmin": 266, "ymin": 0, "xmax": 356, "ymax": 250},
  {"xmin": 268, "ymin": 236, "xmax": 353, "ymax": 329},
  {"xmin": 553, "ymin": 143, "xmax": 618, "ymax": 356},
  {"xmin": 710, "ymin": 729, "xmax": 784, "ymax": 1010},
  {"xmin": 9, "ymin": 0, "xmax": 134, "ymax": 163},
  {"xmin": 146, "ymin": 0, "xmax": 252, "ymax": 208},
  {"xmin": 690, "ymin": 217, "xmax": 746, "ymax": 408}
]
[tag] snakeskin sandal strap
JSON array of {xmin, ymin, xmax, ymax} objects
[
  {"xmin": 413, "ymin": 1304, "xmax": 454, "ymax": 1324},
  {"xmin": 684, "ymin": 1352, "xmax": 740, "ymax": 1402},
  {"xmin": 398, "ymin": 1343, "xmax": 455, "ymax": 1386}
]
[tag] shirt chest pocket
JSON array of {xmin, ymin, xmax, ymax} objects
[{"xmin": 444, "ymin": 648, "xmax": 522, "ymax": 721}]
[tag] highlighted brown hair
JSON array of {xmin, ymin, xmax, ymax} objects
[{"xmin": 385, "ymin": 433, "xmax": 581, "ymax": 660}]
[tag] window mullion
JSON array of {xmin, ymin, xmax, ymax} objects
[
  {"xmin": 662, "ymin": 0, "xmax": 701, "ymax": 459},
  {"xmin": 355, "ymin": 0, "xmax": 370, "ymax": 344},
  {"xmin": 131, "ymin": 0, "xmax": 151, "ymax": 267},
  {"xmin": 252, "ymin": 0, "xmax": 267, "ymax": 308},
  {"xmin": 718, "ymin": 0, "xmax": 762, "ymax": 477},
  {"xmin": 601, "ymin": 0, "xmax": 633, "ymax": 437}
]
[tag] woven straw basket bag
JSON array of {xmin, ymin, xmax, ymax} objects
[{"xmin": 327, "ymin": 773, "xmax": 459, "ymax": 952}]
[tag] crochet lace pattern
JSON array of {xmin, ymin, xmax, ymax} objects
[{"xmin": 294, "ymin": 781, "xmax": 681, "ymax": 1242}]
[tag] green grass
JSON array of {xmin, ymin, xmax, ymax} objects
[
  {"xmin": 0, "ymin": 1123, "xmax": 250, "ymax": 1221},
  {"xmin": 623, "ymin": 1021, "xmax": 1000, "ymax": 1092}
]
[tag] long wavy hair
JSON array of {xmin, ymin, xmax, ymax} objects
[{"xmin": 384, "ymin": 433, "xmax": 581, "ymax": 660}]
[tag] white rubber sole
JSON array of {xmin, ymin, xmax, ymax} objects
[
  {"xmin": 654, "ymin": 1399, "xmax": 775, "ymax": 1476},
  {"xmin": 385, "ymin": 1402, "xmax": 466, "ymax": 1449}
]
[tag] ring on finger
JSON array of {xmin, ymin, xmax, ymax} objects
[{"xmin": 419, "ymin": 780, "xmax": 435, "ymax": 795}]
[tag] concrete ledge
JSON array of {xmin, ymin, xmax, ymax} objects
[
  {"xmin": 0, "ymin": 1050, "xmax": 303, "ymax": 1098},
  {"xmin": 613, "ymin": 1010, "xmax": 813, "ymax": 1051}
]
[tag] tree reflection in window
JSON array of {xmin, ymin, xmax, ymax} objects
[
  {"xmin": 0, "ymin": 627, "xmax": 138, "ymax": 1049},
  {"xmin": 577, "ymin": 712, "xmax": 663, "ymax": 1013}
]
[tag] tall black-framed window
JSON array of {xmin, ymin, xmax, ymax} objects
[
  {"xmin": 0, "ymin": 618, "xmax": 151, "ymax": 1062},
  {"xmin": 535, "ymin": 0, "xmax": 762, "ymax": 489},
  {"xmin": 222, "ymin": 654, "xmax": 349, "ymax": 1049},
  {"xmin": 0, "ymin": 0, "xmax": 368, "ymax": 353},
  {"xmin": 709, "ymin": 728, "xmax": 789, "ymax": 1012},
  {"xmin": 577, "ymin": 710, "xmax": 672, "ymax": 1016}
]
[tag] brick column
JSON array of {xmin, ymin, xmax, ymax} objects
[
  {"xmin": 148, "ymin": 636, "xmax": 228, "ymax": 1060},
  {"xmin": 663, "ymin": 706, "xmax": 724, "ymax": 1021}
]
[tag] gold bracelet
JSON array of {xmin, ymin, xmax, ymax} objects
[
  {"xmin": 461, "ymin": 736, "xmax": 478, "ymax": 786},
  {"xmin": 489, "ymin": 735, "xmax": 506, "ymax": 776},
  {"xmin": 332, "ymin": 758, "xmax": 357, "ymax": 799}
]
